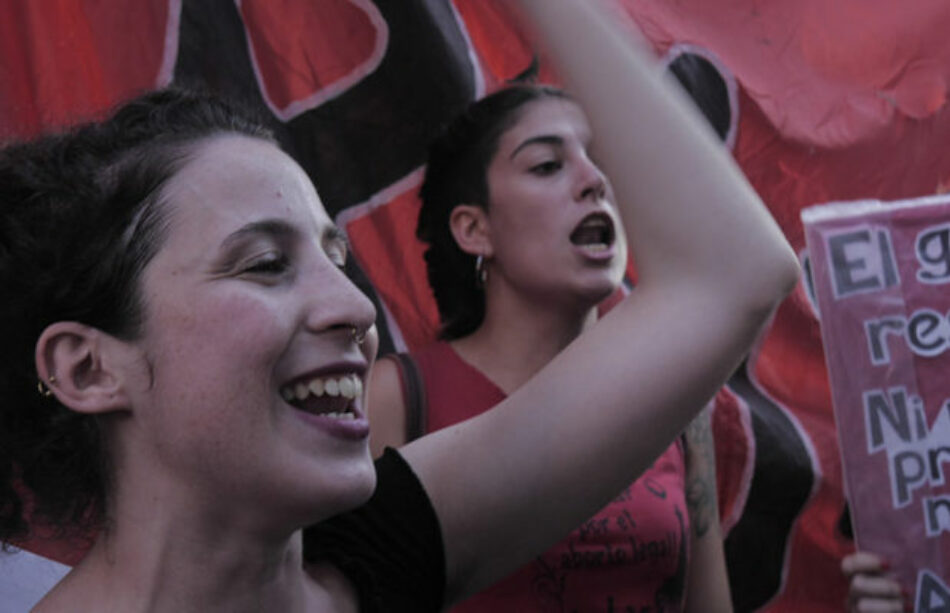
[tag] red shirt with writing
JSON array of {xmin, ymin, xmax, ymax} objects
[{"xmin": 407, "ymin": 342, "xmax": 690, "ymax": 613}]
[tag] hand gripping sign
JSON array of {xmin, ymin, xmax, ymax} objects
[{"xmin": 803, "ymin": 195, "xmax": 950, "ymax": 612}]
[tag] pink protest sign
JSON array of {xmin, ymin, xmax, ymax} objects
[{"xmin": 803, "ymin": 195, "xmax": 950, "ymax": 611}]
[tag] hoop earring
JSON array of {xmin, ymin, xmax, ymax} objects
[
  {"xmin": 475, "ymin": 254, "xmax": 488, "ymax": 287},
  {"xmin": 37, "ymin": 374, "xmax": 57, "ymax": 398}
]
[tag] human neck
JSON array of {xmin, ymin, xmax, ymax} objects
[
  {"xmin": 34, "ymin": 527, "xmax": 318, "ymax": 613},
  {"xmin": 33, "ymin": 485, "xmax": 345, "ymax": 612},
  {"xmin": 451, "ymin": 288, "xmax": 598, "ymax": 395}
]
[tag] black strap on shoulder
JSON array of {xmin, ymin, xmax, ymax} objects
[{"xmin": 390, "ymin": 352, "xmax": 427, "ymax": 443}]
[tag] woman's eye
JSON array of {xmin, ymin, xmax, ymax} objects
[
  {"xmin": 530, "ymin": 160, "xmax": 562, "ymax": 175},
  {"xmin": 243, "ymin": 253, "xmax": 290, "ymax": 275},
  {"xmin": 328, "ymin": 249, "xmax": 347, "ymax": 270},
  {"xmin": 325, "ymin": 240, "xmax": 348, "ymax": 270}
]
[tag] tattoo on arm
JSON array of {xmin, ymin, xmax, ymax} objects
[{"xmin": 684, "ymin": 406, "xmax": 717, "ymax": 539}]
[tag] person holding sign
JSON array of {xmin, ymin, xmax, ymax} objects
[
  {"xmin": 843, "ymin": 552, "xmax": 905, "ymax": 612},
  {"xmin": 801, "ymin": 196, "xmax": 950, "ymax": 613}
]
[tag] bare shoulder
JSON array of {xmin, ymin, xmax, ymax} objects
[{"xmin": 368, "ymin": 356, "xmax": 409, "ymax": 457}]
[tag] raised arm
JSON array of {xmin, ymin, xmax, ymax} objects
[{"xmin": 398, "ymin": 0, "xmax": 799, "ymax": 603}]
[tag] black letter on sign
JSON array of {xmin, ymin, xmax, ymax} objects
[{"xmin": 828, "ymin": 228, "xmax": 897, "ymax": 298}]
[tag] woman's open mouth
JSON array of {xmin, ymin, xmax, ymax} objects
[
  {"xmin": 570, "ymin": 212, "xmax": 616, "ymax": 258},
  {"xmin": 280, "ymin": 373, "xmax": 363, "ymax": 420}
]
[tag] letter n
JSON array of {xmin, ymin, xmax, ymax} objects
[
  {"xmin": 865, "ymin": 387, "xmax": 913, "ymax": 452},
  {"xmin": 925, "ymin": 496, "xmax": 950, "ymax": 537}
]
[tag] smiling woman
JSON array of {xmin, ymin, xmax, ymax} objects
[
  {"xmin": 113, "ymin": 134, "xmax": 378, "ymax": 519},
  {"xmin": 0, "ymin": 0, "xmax": 798, "ymax": 611},
  {"xmin": 0, "ymin": 91, "xmax": 277, "ymax": 547}
]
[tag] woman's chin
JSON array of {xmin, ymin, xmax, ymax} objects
[
  {"xmin": 272, "ymin": 450, "xmax": 378, "ymax": 527},
  {"xmin": 572, "ymin": 277, "xmax": 624, "ymax": 309},
  {"xmin": 318, "ymin": 453, "xmax": 378, "ymax": 514}
]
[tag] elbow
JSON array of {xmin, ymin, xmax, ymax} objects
[
  {"xmin": 744, "ymin": 244, "xmax": 801, "ymax": 322},
  {"xmin": 766, "ymin": 246, "xmax": 801, "ymax": 303},
  {"xmin": 773, "ymin": 244, "xmax": 803, "ymax": 302}
]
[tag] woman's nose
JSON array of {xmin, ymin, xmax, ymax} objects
[
  {"xmin": 575, "ymin": 158, "xmax": 608, "ymax": 202},
  {"xmin": 305, "ymin": 264, "xmax": 377, "ymax": 338}
]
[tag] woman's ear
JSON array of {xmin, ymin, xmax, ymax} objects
[
  {"xmin": 35, "ymin": 322, "xmax": 136, "ymax": 414},
  {"xmin": 449, "ymin": 204, "xmax": 494, "ymax": 257}
]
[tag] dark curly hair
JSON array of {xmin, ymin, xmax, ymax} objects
[
  {"xmin": 0, "ymin": 88, "xmax": 273, "ymax": 544},
  {"xmin": 417, "ymin": 84, "xmax": 568, "ymax": 339}
]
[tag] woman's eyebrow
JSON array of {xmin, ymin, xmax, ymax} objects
[
  {"xmin": 220, "ymin": 219, "xmax": 298, "ymax": 250},
  {"xmin": 510, "ymin": 134, "xmax": 564, "ymax": 159}
]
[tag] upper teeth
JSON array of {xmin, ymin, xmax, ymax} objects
[
  {"xmin": 571, "ymin": 216, "xmax": 612, "ymax": 246},
  {"xmin": 281, "ymin": 374, "xmax": 363, "ymax": 402}
]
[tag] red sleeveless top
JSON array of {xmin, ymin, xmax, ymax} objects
[{"xmin": 407, "ymin": 342, "xmax": 690, "ymax": 612}]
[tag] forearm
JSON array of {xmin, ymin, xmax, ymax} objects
[
  {"xmin": 685, "ymin": 522, "xmax": 733, "ymax": 613},
  {"xmin": 684, "ymin": 407, "xmax": 733, "ymax": 612},
  {"xmin": 404, "ymin": 0, "xmax": 798, "ymax": 602},
  {"xmin": 516, "ymin": 0, "xmax": 798, "ymax": 306}
]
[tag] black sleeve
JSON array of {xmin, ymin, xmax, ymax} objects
[{"xmin": 302, "ymin": 448, "xmax": 446, "ymax": 612}]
